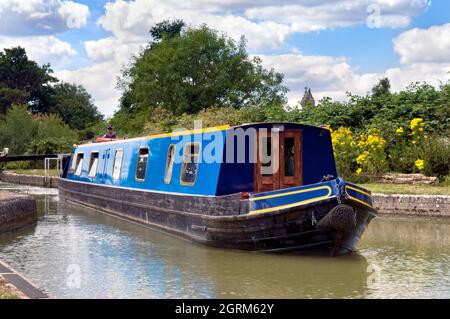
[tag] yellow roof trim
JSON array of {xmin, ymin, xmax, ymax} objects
[
  {"xmin": 143, "ymin": 124, "xmax": 230, "ymax": 139},
  {"xmin": 76, "ymin": 124, "xmax": 230, "ymax": 148}
]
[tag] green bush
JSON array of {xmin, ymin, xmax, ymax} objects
[
  {"xmin": 422, "ymin": 136, "xmax": 450, "ymax": 179},
  {"xmin": 26, "ymin": 137, "xmax": 74, "ymax": 155},
  {"xmin": 2, "ymin": 161, "xmax": 30, "ymax": 170},
  {"xmin": 0, "ymin": 105, "xmax": 37, "ymax": 154},
  {"xmin": 0, "ymin": 105, "xmax": 77, "ymax": 155}
]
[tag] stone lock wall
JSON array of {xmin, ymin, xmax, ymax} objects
[
  {"xmin": 373, "ymin": 194, "xmax": 450, "ymax": 217},
  {"xmin": 0, "ymin": 192, "xmax": 37, "ymax": 233},
  {"xmin": 0, "ymin": 172, "xmax": 59, "ymax": 188}
]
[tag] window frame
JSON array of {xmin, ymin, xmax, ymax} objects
[
  {"xmin": 88, "ymin": 151, "xmax": 100, "ymax": 178},
  {"xmin": 74, "ymin": 152, "xmax": 84, "ymax": 176},
  {"xmin": 180, "ymin": 142, "xmax": 201, "ymax": 186},
  {"xmin": 164, "ymin": 144, "xmax": 176, "ymax": 184},
  {"xmin": 112, "ymin": 149, "xmax": 124, "ymax": 181},
  {"xmin": 135, "ymin": 146, "xmax": 149, "ymax": 182}
]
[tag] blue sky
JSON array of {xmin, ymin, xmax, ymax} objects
[{"xmin": 1, "ymin": 0, "xmax": 449, "ymax": 115}]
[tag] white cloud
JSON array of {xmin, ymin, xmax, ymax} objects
[
  {"xmin": 259, "ymin": 53, "xmax": 379, "ymax": 105},
  {"xmin": 259, "ymin": 50, "xmax": 450, "ymax": 107},
  {"xmin": 97, "ymin": 0, "xmax": 291, "ymax": 51},
  {"xmin": 245, "ymin": 0, "xmax": 430, "ymax": 32},
  {"xmin": 55, "ymin": 0, "xmax": 443, "ymax": 115},
  {"xmin": 0, "ymin": 0, "xmax": 89, "ymax": 36},
  {"xmin": 394, "ymin": 23, "xmax": 450, "ymax": 64},
  {"xmin": 56, "ymin": 61, "xmax": 122, "ymax": 116},
  {"xmin": 0, "ymin": 35, "xmax": 77, "ymax": 68}
]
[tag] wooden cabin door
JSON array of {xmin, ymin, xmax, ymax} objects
[
  {"xmin": 279, "ymin": 130, "xmax": 302, "ymax": 189},
  {"xmin": 255, "ymin": 129, "xmax": 302, "ymax": 192}
]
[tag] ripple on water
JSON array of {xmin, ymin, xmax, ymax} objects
[{"xmin": 1, "ymin": 182, "xmax": 450, "ymax": 298}]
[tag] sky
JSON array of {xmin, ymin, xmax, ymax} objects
[{"xmin": 1, "ymin": 0, "xmax": 449, "ymax": 116}]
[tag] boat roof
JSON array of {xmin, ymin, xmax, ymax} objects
[{"xmin": 75, "ymin": 122, "xmax": 329, "ymax": 148}]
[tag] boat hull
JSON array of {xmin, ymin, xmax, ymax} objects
[{"xmin": 58, "ymin": 178, "xmax": 376, "ymax": 255}]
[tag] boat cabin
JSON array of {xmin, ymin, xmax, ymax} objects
[{"xmin": 66, "ymin": 123, "xmax": 337, "ymax": 196}]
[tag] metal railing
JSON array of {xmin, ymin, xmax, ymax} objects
[{"xmin": 44, "ymin": 155, "xmax": 64, "ymax": 183}]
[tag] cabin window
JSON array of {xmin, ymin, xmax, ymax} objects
[
  {"xmin": 88, "ymin": 152, "xmax": 99, "ymax": 177},
  {"xmin": 136, "ymin": 147, "xmax": 149, "ymax": 181},
  {"xmin": 112, "ymin": 149, "xmax": 124, "ymax": 181},
  {"xmin": 284, "ymin": 137, "xmax": 295, "ymax": 177},
  {"xmin": 164, "ymin": 145, "xmax": 175, "ymax": 184},
  {"xmin": 261, "ymin": 137, "xmax": 273, "ymax": 176},
  {"xmin": 69, "ymin": 154, "xmax": 76, "ymax": 174},
  {"xmin": 181, "ymin": 143, "xmax": 200, "ymax": 186},
  {"xmin": 74, "ymin": 153, "xmax": 84, "ymax": 176}
]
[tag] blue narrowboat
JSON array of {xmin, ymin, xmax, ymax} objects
[{"xmin": 59, "ymin": 122, "xmax": 377, "ymax": 255}]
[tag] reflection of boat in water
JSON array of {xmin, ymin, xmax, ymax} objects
[
  {"xmin": 59, "ymin": 123, "xmax": 377, "ymax": 255},
  {"xmin": 58, "ymin": 201, "xmax": 373, "ymax": 298},
  {"xmin": 0, "ymin": 195, "xmax": 372, "ymax": 298}
]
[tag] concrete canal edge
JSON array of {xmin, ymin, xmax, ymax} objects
[
  {"xmin": 0, "ymin": 171, "xmax": 59, "ymax": 188},
  {"xmin": 0, "ymin": 191, "xmax": 48, "ymax": 299},
  {"xmin": 372, "ymin": 194, "xmax": 450, "ymax": 217},
  {"xmin": 0, "ymin": 260, "xmax": 48, "ymax": 299}
]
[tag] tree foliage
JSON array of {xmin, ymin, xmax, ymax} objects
[
  {"xmin": 48, "ymin": 82, "xmax": 103, "ymax": 130},
  {"xmin": 371, "ymin": 77, "xmax": 391, "ymax": 97},
  {"xmin": 0, "ymin": 47, "xmax": 57, "ymax": 114},
  {"xmin": 114, "ymin": 22, "xmax": 287, "ymax": 135},
  {"xmin": 149, "ymin": 19, "xmax": 186, "ymax": 42},
  {"xmin": 0, "ymin": 47, "xmax": 103, "ymax": 142},
  {"xmin": 294, "ymin": 81, "xmax": 450, "ymax": 135},
  {"xmin": 0, "ymin": 105, "xmax": 77, "ymax": 155}
]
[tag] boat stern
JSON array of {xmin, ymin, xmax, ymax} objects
[{"xmin": 245, "ymin": 178, "xmax": 377, "ymax": 255}]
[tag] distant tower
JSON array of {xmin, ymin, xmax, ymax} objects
[{"xmin": 301, "ymin": 86, "xmax": 315, "ymax": 108}]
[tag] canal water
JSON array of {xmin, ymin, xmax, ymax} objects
[{"xmin": 0, "ymin": 182, "xmax": 449, "ymax": 299}]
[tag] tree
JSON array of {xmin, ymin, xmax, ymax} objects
[
  {"xmin": 48, "ymin": 82, "xmax": 103, "ymax": 130},
  {"xmin": 371, "ymin": 77, "xmax": 391, "ymax": 97},
  {"xmin": 117, "ymin": 23, "xmax": 287, "ymax": 130},
  {"xmin": 149, "ymin": 19, "xmax": 186, "ymax": 42},
  {"xmin": 0, "ymin": 47, "xmax": 57, "ymax": 114}
]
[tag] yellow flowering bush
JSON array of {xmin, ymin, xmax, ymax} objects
[
  {"xmin": 415, "ymin": 159, "xmax": 425, "ymax": 172},
  {"xmin": 331, "ymin": 127, "xmax": 358, "ymax": 177},
  {"xmin": 390, "ymin": 117, "xmax": 429, "ymax": 174},
  {"xmin": 331, "ymin": 127, "xmax": 387, "ymax": 178},
  {"xmin": 330, "ymin": 118, "xmax": 449, "ymax": 180},
  {"xmin": 329, "ymin": 118, "xmax": 448, "ymax": 180},
  {"xmin": 410, "ymin": 118, "xmax": 424, "ymax": 131},
  {"xmin": 356, "ymin": 129, "xmax": 388, "ymax": 175}
]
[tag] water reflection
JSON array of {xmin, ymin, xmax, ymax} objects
[
  {"xmin": 1, "ymin": 182, "xmax": 449, "ymax": 298},
  {"xmin": 359, "ymin": 216, "xmax": 450, "ymax": 299}
]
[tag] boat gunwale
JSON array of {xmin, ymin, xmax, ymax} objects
[{"xmin": 59, "ymin": 178, "xmax": 343, "ymax": 221}]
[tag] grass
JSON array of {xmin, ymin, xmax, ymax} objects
[
  {"xmin": 0, "ymin": 278, "xmax": 20, "ymax": 299},
  {"xmin": 5, "ymin": 169, "xmax": 60, "ymax": 177},
  {"xmin": 359, "ymin": 183, "xmax": 450, "ymax": 195}
]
